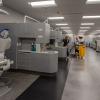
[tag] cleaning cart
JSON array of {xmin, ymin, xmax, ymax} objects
[{"xmin": 75, "ymin": 44, "xmax": 86, "ymax": 59}]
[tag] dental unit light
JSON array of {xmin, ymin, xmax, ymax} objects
[
  {"xmin": 28, "ymin": 0, "xmax": 56, "ymax": 8},
  {"xmin": 86, "ymin": 0, "xmax": 100, "ymax": 4},
  {"xmin": 48, "ymin": 17, "xmax": 64, "ymax": 20},
  {"xmin": 0, "ymin": 9, "xmax": 9, "ymax": 15}
]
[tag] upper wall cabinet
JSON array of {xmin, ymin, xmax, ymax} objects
[{"xmin": 0, "ymin": 23, "xmax": 50, "ymax": 43}]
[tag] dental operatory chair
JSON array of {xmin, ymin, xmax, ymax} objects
[{"xmin": 0, "ymin": 29, "xmax": 13, "ymax": 90}]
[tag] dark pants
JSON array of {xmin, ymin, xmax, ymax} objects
[{"xmin": 67, "ymin": 48, "xmax": 69, "ymax": 57}]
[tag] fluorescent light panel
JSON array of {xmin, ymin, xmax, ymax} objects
[
  {"xmin": 78, "ymin": 33, "xmax": 86, "ymax": 34},
  {"xmin": 28, "ymin": 0, "xmax": 56, "ymax": 8},
  {"xmin": 56, "ymin": 23, "xmax": 68, "ymax": 26},
  {"xmin": 48, "ymin": 17, "xmax": 64, "ymax": 20},
  {"xmin": 86, "ymin": 0, "xmax": 100, "ymax": 4},
  {"xmin": 81, "ymin": 23, "xmax": 95, "ymax": 25},
  {"xmin": 79, "ymin": 30, "xmax": 88, "ymax": 33},
  {"xmin": 64, "ymin": 30, "xmax": 72, "ymax": 31},
  {"xmin": 83, "ymin": 15, "xmax": 100, "ymax": 19},
  {"xmin": 61, "ymin": 27, "xmax": 70, "ymax": 29},
  {"xmin": 64, "ymin": 30, "xmax": 72, "ymax": 33},
  {"xmin": 80, "ymin": 27, "xmax": 91, "ymax": 29},
  {"xmin": 96, "ymin": 30, "xmax": 100, "ymax": 31},
  {"xmin": 64, "ymin": 30, "xmax": 73, "ymax": 34},
  {"xmin": 79, "ymin": 30, "xmax": 88, "ymax": 32}
]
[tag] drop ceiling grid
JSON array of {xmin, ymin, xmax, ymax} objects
[{"xmin": 3, "ymin": 0, "xmax": 100, "ymax": 34}]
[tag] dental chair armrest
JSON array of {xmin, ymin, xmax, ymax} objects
[{"xmin": 0, "ymin": 59, "xmax": 13, "ymax": 71}]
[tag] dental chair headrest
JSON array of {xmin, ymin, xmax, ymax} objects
[{"xmin": 0, "ymin": 29, "xmax": 9, "ymax": 39}]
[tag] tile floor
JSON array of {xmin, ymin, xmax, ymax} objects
[{"xmin": 62, "ymin": 48, "xmax": 100, "ymax": 100}]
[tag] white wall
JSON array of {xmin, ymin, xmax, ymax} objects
[
  {"xmin": 0, "ymin": 6, "xmax": 25, "ymax": 23},
  {"xmin": 85, "ymin": 35, "xmax": 95, "ymax": 44}
]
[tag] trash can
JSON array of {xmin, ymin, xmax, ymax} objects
[{"xmin": 79, "ymin": 44, "xmax": 86, "ymax": 59}]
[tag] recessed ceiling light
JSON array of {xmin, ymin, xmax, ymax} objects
[
  {"xmin": 80, "ymin": 27, "xmax": 91, "ymax": 29},
  {"xmin": 56, "ymin": 23, "xmax": 68, "ymax": 26},
  {"xmin": 86, "ymin": 0, "xmax": 100, "ymax": 4},
  {"xmin": 28, "ymin": 0, "xmax": 56, "ymax": 8},
  {"xmin": 48, "ymin": 17, "xmax": 64, "ymax": 20},
  {"xmin": 81, "ymin": 23, "xmax": 95, "ymax": 25},
  {"xmin": 83, "ymin": 16, "xmax": 100, "ymax": 19}
]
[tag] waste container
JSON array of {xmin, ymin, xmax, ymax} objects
[{"xmin": 79, "ymin": 44, "xmax": 86, "ymax": 59}]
